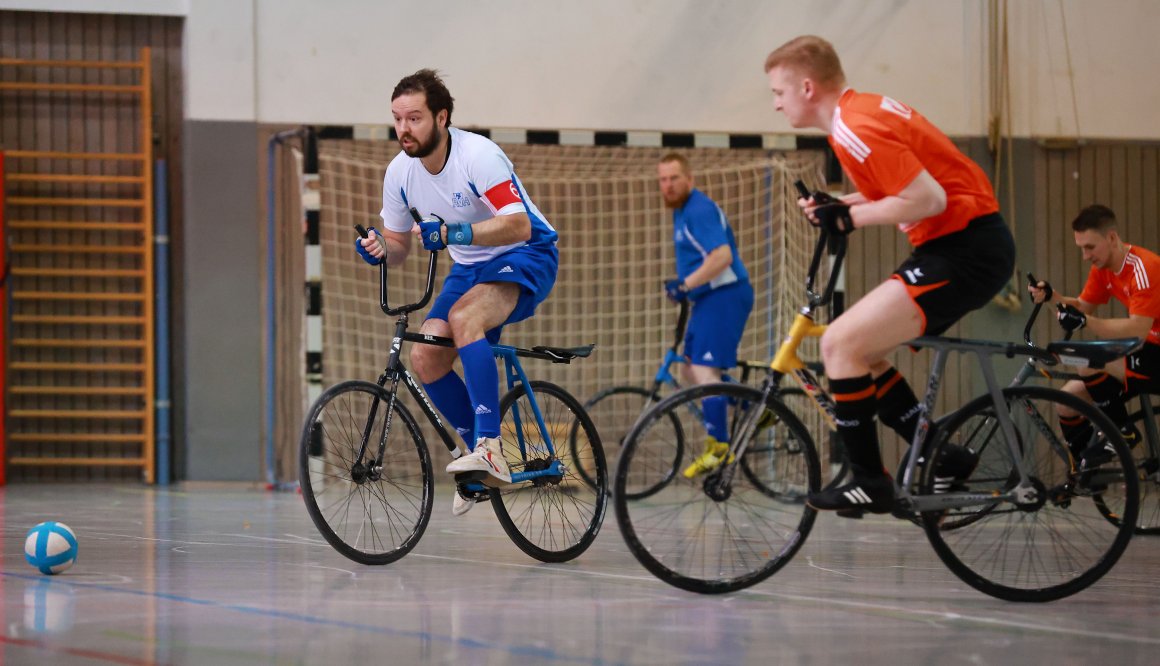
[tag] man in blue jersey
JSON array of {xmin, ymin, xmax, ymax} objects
[
  {"xmin": 657, "ymin": 153, "xmax": 755, "ymax": 477},
  {"xmin": 356, "ymin": 69, "xmax": 559, "ymax": 516}
]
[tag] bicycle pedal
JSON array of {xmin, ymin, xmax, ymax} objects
[
  {"xmin": 455, "ymin": 483, "xmax": 490, "ymax": 501},
  {"xmin": 454, "ymin": 470, "xmax": 490, "ymax": 484}
]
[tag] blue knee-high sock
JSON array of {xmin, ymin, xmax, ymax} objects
[
  {"xmin": 703, "ymin": 395, "xmax": 729, "ymax": 443},
  {"xmin": 423, "ymin": 371, "xmax": 475, "ymax": 448},
  {"xmin": 458, "ymin": 338, "xmax": 501, "ymax": 441}
]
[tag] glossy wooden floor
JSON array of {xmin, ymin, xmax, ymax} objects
[{"xmin": 2, "ymin": 483, "xmax": 1158, "ymax": 665}]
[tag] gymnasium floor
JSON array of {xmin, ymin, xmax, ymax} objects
[{"xmin": 1, "ymin": 483, "xmax": 1157, "ymax": 665}]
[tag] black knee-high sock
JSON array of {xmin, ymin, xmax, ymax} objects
[
  {"xmin": 830, "ymin": 374, "xmax": 885, "ymax": 478},
  {"xmin": 1059, "ymin": 413, "xmax": 1094, "ymax": 451},
  {"xmin": 1084, "ymin": 372, "xmax": 1130, "ymax": 428},
  {"xmin": 875, "ymin": 367, "xmax": 920, "ymax": 444}
]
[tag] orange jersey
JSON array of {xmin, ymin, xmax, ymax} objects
[
  {"xmin": 828, "ymin": 89, "xmax": 999, "ymax": 246},
  {"xmin": 1078, "ymin": 244, "xmax": 1160, "ymax": 346}
]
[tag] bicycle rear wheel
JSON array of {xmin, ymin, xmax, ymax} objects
[
  {"xmin": 491, "ymin": 380, "xmax": 608, "ymax": 563},
  {"xmin": 920, "ymin": 386, "xmax": 1137, "ymax": 602},
  {"xmin": 615, "ymin": 383, "xmax": 820, "ymax": 594},
  {"xmin": 299, "ymin": 380, "xmax": 434, "ymax": 565},
  {"xmin": 576, "ymin": 385, "xmax": 682, "ymax": 498}
]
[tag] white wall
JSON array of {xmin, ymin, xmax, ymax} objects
[
  {"xmin": 9, "ymin": 0, "xmax": 1160, "ymax": 138},
  {"xmin": 240, "ymin": 0, "xmax": 1160, "ymax": 139},
  {"xmin": 1007, "ymin": 0, "xmax": 1160, "ymax": 140},
  {"xmin": 185, "ymin": 0, "xmax": 255, "ymax": 121},
  {"xmin": 248, "ymin": 0, "xmax": 982, "ymax": 135},
  {"xmin": 0, "ymin": 0, "xmax": 186, "ymax": 14}
]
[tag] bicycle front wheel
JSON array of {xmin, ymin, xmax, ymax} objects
[
  {"xmin": 615, "ymin": 383, "xmax": 820, "ymax": 594},
  {"xmin": 577, "ymin": 385, "xmax": 682, "ymax": 498},
  {"xmin": 491, "ymin": 380, "xmax": 608, "ymax": 563},
  {"xmin": 299, "ymin": 380, "xmax": 434, "ymax": 565},
  {"xmin": 920, "ymin": 386, "xmax": 1137, "ymax": 602}
]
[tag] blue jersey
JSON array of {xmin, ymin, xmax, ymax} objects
[{"xmin": 672, "ymin": 189, "xmax": 749, "ymax": 300}]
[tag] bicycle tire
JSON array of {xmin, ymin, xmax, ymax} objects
[
  {"xmin": 299, "ymin": 380, "xmax": 434, "ymax": 565},
  {"xmin": 491, "ymin": 380, "xmax": 608, "ymax": 563},
  {"xmin": 1095, "ymin": 399, "xmax": 1160, "ymax": 535},
  {"xmin": 920, "ymin": 386, "xmax": 1137, "ymax": 602},
  {"xmin": 615, "ymin": 383, "xmax": 820, "ymax": 594},
  {"xmin": 575, "ymin": 385, "xmax": 683, "ymax": 499}
]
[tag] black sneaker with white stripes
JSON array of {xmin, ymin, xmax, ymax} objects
[
  {"xmin": 1076, "ymin": 423, "xmax": 1140, "ymax": 470},
  {"xmin": 806, "ymin": 475, "xmax": 895, "ymax": 514},
  {"xmin": 932, "ymin": 444, "xmax": 979, "ymax": 493}
]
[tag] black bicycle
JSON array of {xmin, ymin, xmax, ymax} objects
[
  {"xmin": 300, "ymin": 218, "xmax": 607, "ymax": 564},
  {"xmin": 1012, "ymin": 274, "xmax": 1160, "ymax": 535}
]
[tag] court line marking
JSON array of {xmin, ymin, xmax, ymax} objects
[
  {"xmin": 403, "ymin": 552, "xmax": 1160, "ymax": 645},
  {"xmin": 9, "ymin": 530, "xmax": 1154, "ymax": 648},
  {"xmin": 0, "ymin": 634, "xmax": 159, "ymax": 666},
  {"xmin": 0, "ymin": 571, "xmax": 622, "ymax": 666}
]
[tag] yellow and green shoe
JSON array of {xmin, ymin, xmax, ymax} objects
[{"xmin": 682, "ymin": 437, "xmax": 734, "ymax": 478}]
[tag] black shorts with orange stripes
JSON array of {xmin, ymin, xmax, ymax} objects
[
  {"xmin": 1124, "ymin": 341, "xmax": 1160, "ymax": 398},
  {"xmin": 891, "ymin": 213, "xmax": 1015, "ymax": 336}
]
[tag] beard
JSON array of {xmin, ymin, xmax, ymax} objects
[
  {"xmin": 399, "ymin": 127, "xmax": 441, "ymax": 158},
  {"xmin": 662, "ymin": 190, "xmax": 690, "ymax": 209}
]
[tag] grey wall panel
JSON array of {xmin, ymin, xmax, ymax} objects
[{"xmin": 182, "ymin": 119, "xmax": 261, "ymax": 481}]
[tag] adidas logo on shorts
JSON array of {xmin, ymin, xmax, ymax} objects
[{"xmin": 498, "ymin": 265, "xmax": 514, "ymax": 274}]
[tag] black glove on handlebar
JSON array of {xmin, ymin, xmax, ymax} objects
[
  {"xmin": 813, "ymin": 202, "xmax": 855, "ymax": 236},
  {"xmin": 1056, "ymin": 303, "xmax": 1087, "ymax": 332},
  {"xmin": 1026, "ymin": 273, "xmax": 1054, "ymax": 303}
]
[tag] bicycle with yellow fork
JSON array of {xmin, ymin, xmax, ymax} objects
[
  {"xmin": 613, "ymin": 182, "xmax": 1139, "ymax": 600},
  {"xmin": 577, "ymin": 297, "xmax": 839, "ymax": 500}
]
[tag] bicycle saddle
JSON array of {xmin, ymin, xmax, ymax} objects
[
  {"xmin": 531, "ymin": 344, "xmax": 595, "ymax": 362},
  {"xmin": 1046, "ymin": 338, "xmax": 1142, "ymax": 369}
]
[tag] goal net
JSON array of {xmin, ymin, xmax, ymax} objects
[{"xmin": 289, "ymin": 138, "xmax": 830, "ymax": 483}]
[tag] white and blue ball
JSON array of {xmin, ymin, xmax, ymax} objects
[{"xmin": 24, "ymin": 521, "xmax": 78, "ymax": 575}]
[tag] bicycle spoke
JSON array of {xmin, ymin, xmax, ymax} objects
[
  {"xmin": 615, "ymin": 384, "xmax": 819, "ymax": 593},
  {"xmin": 922, "ymin": 386, "xmax": 1137, "ymax": 601},
  {"xmin": 299, "ymin": 382, "xmax": 434, "ymax": 565},
  {"xmin": 491, "ymin": 381, "xmax": 608, "ymax": 563}
]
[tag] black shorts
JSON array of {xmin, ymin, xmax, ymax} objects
[
  {"xmin": 891, "ymin": 213, "xmax": 1015, "ymax": 336},
  {"xmin": 1124, "ymin": 342, "xmax": 1160, "ymax": 398}
]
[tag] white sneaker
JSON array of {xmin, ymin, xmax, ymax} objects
[
  {"xmin": 451, "ymin": 486, "xmax": 483, "ymax": 516},
  {"xmin": 445, "ymin": 436, "xmax": 511, "ymax": 486}
]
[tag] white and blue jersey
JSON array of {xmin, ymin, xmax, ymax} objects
[
  {"xmin": 380, "ymin": 127, "xmax": 557, "ymax": 266},
  {"xmin": 380, "ymin": 127, "xmax": 557, "ymax": 333},
  {"xmin": 673, "ymin": 188, "xmax": 750, "ymax": 300}
]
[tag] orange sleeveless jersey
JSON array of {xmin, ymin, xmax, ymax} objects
[
  {"xmin": 1078, "ymin": 244, "xmax": 1160, "ymax": 346},
  {"xmin": 828, "ymin": 89, "xmax": 999, "ymax": 246}
]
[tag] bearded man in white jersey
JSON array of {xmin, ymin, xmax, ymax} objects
[{"xmin": 356, "ymin": 69, "xmax": 559, "ymax": 516}]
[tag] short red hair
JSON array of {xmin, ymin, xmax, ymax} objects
[{"xmin": 764, "ymin": 35, "xmax": 846, "ymax": 91}]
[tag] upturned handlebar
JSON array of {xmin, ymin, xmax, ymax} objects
[
  {"xmin": 671, "ymin": 299, "xmax": 690, "ymax": 352},
  {"xmin": 794, "ymin": 180, "xmax": 847, "ymax": 311},
  {"xmin": 1024, "ymin": 272, "xmax": 1073, "ymax": 345},
  {"xmin": 355, "ymin": 206, "xmax": 439, "ymax": 317}
]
